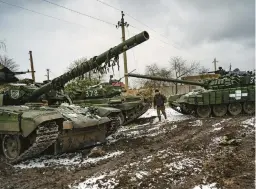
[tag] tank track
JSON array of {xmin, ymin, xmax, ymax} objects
[
  {"xmin": 107, "ymin": 116, "xmax": 121, "ymax": 136},
  {"xmin": 170, "ymin": 104, "xmax": 255, "ymax": 117},
  {"xmin": 10, "ymin": 122, "xmax": 59, "ymax": 164},
  {"xmin": 123, "ymin": 103, "xmax": 151, "ymax": 125}
]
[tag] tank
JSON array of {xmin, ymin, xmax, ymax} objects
[
  {"xmin": 68, "ymin": 77, "xmax": 151, "ymax": 125},
  {"xmin": 0, "ymin": 30, "xmax": 149, "ymax": 163},
  {"xmin": 126, "ymin": 70, "xmax": 255, "ymax": 118},
  {"xmin": 36, "ymin": 80, "xmax": 123, "ymax": 135}
]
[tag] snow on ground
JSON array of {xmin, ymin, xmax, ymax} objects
[
  {"xmin": 190, "ymin": 120, "xmax": 203, "ymax": 127},
  {"xmin": 242, "ymin": 117, "xmax": 255, "ymax": 126},
  {"xmin": 212, "ymin": 118, "xmax": 231, "ymax": 127},
  {"xmin": 71, "ymin": 147, "xmax": 202, "ymax": 189},
  {"xmin": 140, "ymin": 107, "xmax": 192, "ymax": 122},
  {"xmin": 165, "ymin": 157, "xmax": 201, "ymax": 172},
  {"xmin": 211, "ymin": 118, "xmax": 232, "ymax": 132},
  {"xmin": 192, "ymin": 183, "xmax": 218, "ymax": 189},
  {"xmin": 107, "ymin": 108, "xmax": 192, "ymax": 143},
  {"xmin": 15, "ymin": 151, "xmax": 124, "ymax": 169},
  {"xmin": 70, "ymin": 170, "xmax": 118, "ymax": 189}
]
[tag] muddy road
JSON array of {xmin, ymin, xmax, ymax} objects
[{"xmin": 0, "ymin": 109, "xmax": 255, "ymax": 189}]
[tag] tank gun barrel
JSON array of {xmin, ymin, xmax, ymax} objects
[
  {"xmin": 126, "ymin": 73, "xmax": 206, "ymax": 87},
  {"xmin": 30, "ymin": 31, "xmax": 149, "ymax": 100},
  {"xmin": 13, "ymin": 70, "xmax": 35, "ymax": 75}
]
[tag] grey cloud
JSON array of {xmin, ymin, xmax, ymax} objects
[{"xmin": 165, "ymin": 0, "xmax": 255, "ymax": 47}]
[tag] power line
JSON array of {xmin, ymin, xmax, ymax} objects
[
  {"xmin": 41, "ymin": 0, "xmax": 115, "ymax": 26},
  {"xmin": 96, "ymin": 0, "xmax": 180, "ymax": 49},
  {"xmin": 96, "ymin": 0, "xmax": 121, "ymax": 12},
  {"xmin": 0, "ymin": 0, "xmax": 89, "ymax": 28},
  {"xmin": 129, "ymin": 24, "xmax": 180, "ymax": 50}
]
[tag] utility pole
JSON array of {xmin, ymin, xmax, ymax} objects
[
  {"xmin": 46, "ymin": 69, "xmax": 50, "ymax": 81},
  {"xmin": 212, "ymin": 58, "xmax": 218, "ymax": 71},
  {"xmin": 29, "ymin": 51, "xmax": 35, "ymax": 83},
  {"xmin": 229, "ymin": 63, "xmax": 232, "ymax": 71},
  {"xmin": 116, "ymin": 11, "xmax": 129, "ymax": 90}
]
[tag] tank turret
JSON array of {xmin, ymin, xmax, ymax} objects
[{"xmin": 127, "ymin": 72, "xmax": 255, "ymax": 118}]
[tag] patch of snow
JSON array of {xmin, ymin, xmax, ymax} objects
[
  {"xmin": 242, "ymin": 117, "xmax": 255, "ymax": 126},
  {"xmin": 71, "ymin": 171, "xmax": 118, "ymax": 189},
  {"xmin": 153, "ymin": 168, "xmax": 162, "ymax": 173},
  {"xmin": 212, "ymin": 118, "xmax": 232, "ymax": 127},
  {"xmin": 190, "ymin": 120, "xmax": 203, "ymax": 127},
  {"xmin": 212, "ymin": 127, "xmax": 222, "ymax": 131},
  {"xmin": 211, "ymin": 137, "xmax": 222, "ymax": 145},
  {"xmin": 15, "ymin": 151, "xmax": 124, "ymax": 169},
  {"xmin": 140, "ymin": 108, "xmax": 192, "ymax": 122},
  {"xmin": 143, "ymin": 155, "xmax": 153, "ymax": 163},
  {"xmin": 135, "ymin": 171, "xmax": 149, "ymax": 179},
  {"xmin": 146, "ymin": 129, "xmax": 165, "ymax": 137},
  {"xmin": 130, "ymin": 161, "xmax": 140, "ymax": 167},
  {"xmin": 192, "ymin": 183, "xmax": 218, "ymax": 189},
  {"xmin": 212, "ymin": 122, "xmax": 221, "ymax": 127},
  {"xmin": 165, "ymin": 157, "xmax": 199, "ymax": 171}
]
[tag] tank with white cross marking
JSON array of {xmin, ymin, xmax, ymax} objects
[{"xmin": 126, "ymin": 70, "xmax": 255, "ymax": 118}]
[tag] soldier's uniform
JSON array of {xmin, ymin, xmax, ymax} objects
[{"xmin": 153, "ymin": 89, "xmax": 167, "ymax": 121}]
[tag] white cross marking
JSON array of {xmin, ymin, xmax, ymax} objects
[{"xmin": 229, "ymin": 90, "xmax": 248, "ymax": 100}]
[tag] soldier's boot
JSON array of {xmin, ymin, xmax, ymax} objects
[
  {"xmin": 158, "ymin": 116, "xmax": 161, "ymax": 122},
  {"xmin": 162, "ymin": 111, "xmax": 167, "ymax": 119}
]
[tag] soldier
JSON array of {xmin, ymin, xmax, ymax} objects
[
  {"xmin": 153, "ymin": 89, "xmax": 167, "ymax": 122},
  {"xmin": 109, "ymin": 75, "xmax": 114, "ymax": 84}
]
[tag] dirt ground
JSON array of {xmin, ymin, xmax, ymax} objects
[{"xmin": 0, "ymin": 109, "xmax": 255, "ymax": 189}]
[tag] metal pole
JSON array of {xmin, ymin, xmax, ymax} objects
[
  {"xmin": 212, "ymin": 58, "xmax": 218, "ymax": 71},
  {"xmin": 46, "ymin": 69, "xmax": 50, "ymax": 81},
  {"xmin": 117, "ymin": 11, "xmax": 129, "ymax": 90},
  {"xmin": 29, "ymin": 51, "xmax": 35, "ymax": 83}
]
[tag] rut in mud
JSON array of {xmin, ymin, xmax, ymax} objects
[{"xmin": 0, "ymin": 108, "xmax": 255, "ymax": 189}]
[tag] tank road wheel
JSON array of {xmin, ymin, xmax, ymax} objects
[
  {"xmin": 243, "ymin": 102, "xmax": 255, "ymax": 115},
  {"xmin": 196, "ymin": 105, "xmax": 211, "ymax": 118},
  {"xmin": 2, "ymin": 135, "xmax": 21, "ymax": 160},
  {"xmin": 212, "ymin": 104, "xmax": 228, "ymax": 117},
  {"xmin": 228, "ymin": 103, "xmax": 242, "ymax": 116}
]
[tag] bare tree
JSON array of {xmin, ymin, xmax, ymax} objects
[
  {"xmin": 67, "ymin": 57, "xmax": 104, "ymax": 81},
  {"xmin": 0, "ymin": 55, "xmax": 19, "ymax": 71},
  {"xmin": 198, "ymin": 66, "xmax": 210, "ymax": 73},
  {"xmin": 139, "ymin": 63, "xmax": 172, "ymax": 89},
  {"xmin": 65, "ymin": 57, "xmax": 104, "ymax": 95},
  {"xmin": 169, "ymin": 56, "xmax": 199, "ymax": 94},
  {"xmin": 0, "ymin": 41, "xmax": 6, "ymax": 51}
]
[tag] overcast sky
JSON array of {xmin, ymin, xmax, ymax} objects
[{"xmin": 0, "ymin": 0, "xmax": 255, "ymax": 87}]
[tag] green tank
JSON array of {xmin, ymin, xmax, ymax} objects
[
  {"xmin": 126, "ymin": 70, "xmax": 255, "ymax": 118},
  {"xmin": 0, "ymin": 31, "xmax": 149, "ymax": 163},
  {"xmin": 36, "ymin": 80, "xmax": 123, "ymax": 135},
  {"xmin": 67, "ymin": 79, "xmax": 151, "ymax": 125}
]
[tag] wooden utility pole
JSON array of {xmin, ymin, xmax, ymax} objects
[
  {"xmin": 46, "ymin": 69, "xmax": 50, "ymax": 81},
  {"xmin": 29, "ymin": 51, "xmax": 35, "ymax": 83},
  {"xmin": 116, "ymin": 11, "xmax": 129, "ymax": 90},
  {"xmin": 212, "ymin": 58, "xmax": 218, "ymax": 71}
]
